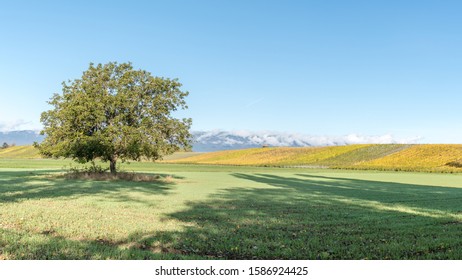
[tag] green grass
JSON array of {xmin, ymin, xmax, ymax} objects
[
  {"xmin": 160, "ymin": 152, "xmax": 205, "ymax": 160},
  {"xmin": 0, "ymin": 145, "xmax": 202, "ymax": 161},
  {"xmin": 1, "ymin": 159, "xmax": 462, "ymax": 259}
]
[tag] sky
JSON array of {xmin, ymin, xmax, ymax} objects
[{"xmin": 0, "ymin": 0, "xmax": 461, "ymax": 143}]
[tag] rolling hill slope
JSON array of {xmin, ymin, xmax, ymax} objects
[
  {"xmin": 356, "ymin": 144, "xmax": 462, "ymax": 171},
  {"xmin": 0, "ymin": 145, "xmax": 41, "ymax": 159},
  {"xmin": 168, "ymin": 144, "xmax": 462, "ymax": 172}
]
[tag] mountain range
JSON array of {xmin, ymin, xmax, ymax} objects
[
  {"xmin": 0, "ymin": 130, "xmax": 420, "ymax": 152},
  {"xmin": 192, "ymin": 130, "xmax": 420, "ymax": 152},
  {"xmin": 0, "ymin": 130, "xmax": 45, "ymax": 146}
]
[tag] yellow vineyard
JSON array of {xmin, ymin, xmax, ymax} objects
[
  {"xmin": 357, "ymin": 144, "xmax": 462, "ymax": 172},
  {"xmin": 169, "ymin": 144, "xmax": 462, "ymax": 172},
  {"xmin": 0, "ymin": 145, "xmax": 41, "ymax": 159},
  {"xmin": 168, "ymin": 145, "xmax": 366, "ymax": 166}
]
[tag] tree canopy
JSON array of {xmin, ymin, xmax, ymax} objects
[{"xmin": 36, "ymin": 62, "xmax": 192, "ymax": 173}]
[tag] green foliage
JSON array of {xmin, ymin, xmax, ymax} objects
[
  {"xmin": 68, "ymin": 161, "xmax": 109, "ymax": 174},
  {"xmin": 2, "ymin": 142, "xmax": 9, "ymax": 149},
  {"xmin": 36, "ymin": 62, "xmax": 192, "ymax": 173}
]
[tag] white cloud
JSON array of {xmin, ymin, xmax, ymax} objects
[
  {"xmin": 340, "ymin": 134, "xmax": 421, "ymax": 145},
  {"xmin": 0, "ymin": 119, "xmax": 42, "ymax": 132},
  {"xmin": 193, "ymin": 130, "xmax": 422, "ymax": 148},
  {"xmin": 245, "ymin": 98, "xmax": 264, "ymax": 108}
]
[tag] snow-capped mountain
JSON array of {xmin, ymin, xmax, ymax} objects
[
  {"xmin": 0, "ymin": 130, "xmax": 420, "ymax": 152},
  {"xmin": 0, "ymin": 130, "xmax": 44, "ymax": 146},
  {"xmin": 191, "ymin": 130, "xmax": 420, "ymax": 152}
]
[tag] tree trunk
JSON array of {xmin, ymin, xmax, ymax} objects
[{"xmin": 109, "ymin": 158, "xmax": 117, "ymax": 174}]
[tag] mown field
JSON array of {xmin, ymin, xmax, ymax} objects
[
  {"xmin": 1, "ymin": 158, "xmax": 462, "ymax": 259},
  {"xmin": 0, "ymin": 146, "xmax": 202, "ymax": 162}
]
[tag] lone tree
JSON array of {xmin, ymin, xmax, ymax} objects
[{"xmin": 36, "ymin": 62, "xmax": 192, "ymax": 173}]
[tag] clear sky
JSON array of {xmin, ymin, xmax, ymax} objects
[{"xmin": 0, "ymin": 0, "xmax": 461, "ymax": 143}]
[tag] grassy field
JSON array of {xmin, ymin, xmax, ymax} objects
[
  {"xmin": 0, "ymin": 146, "xmax": 202, "ymax": 161},
  {"xmin": 1, "ymin": 158, "xmax": 462, "ymax": 259}
]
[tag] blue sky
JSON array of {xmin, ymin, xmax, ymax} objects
[{"xmin": 0, "ymin": 0, "xmax": 461, "ymax": 143}]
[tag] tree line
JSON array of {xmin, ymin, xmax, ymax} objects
[{"xmin": 1, "ymin": 142, "xmax": 14, "ymax": 149}]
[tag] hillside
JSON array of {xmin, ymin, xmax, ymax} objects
[
  {"xmin": 3, "ymin": 144, "xmax": 462, "ymax": 173},
  {"xmin": 0, "ymin": 145, "xmax": 202, "ymax": 161},
  {"xmin": 356, "ymin": 144, "xmax": 462, "ymax": 172},
  {"xmin": 0, "ymin": 145, "xmax": 41, "ymax": 159},
  {"xmin": 168, "ymin": 144, "xmax": 462, "ymax": 172}
]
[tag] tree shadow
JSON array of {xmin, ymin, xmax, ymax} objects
[
  {"xmin": 0, "ymin": 227, "xmax": 202, "ymax": 260},
  {"xmin": 2, "ymin": 171, "xmax": 462, "ymax": 259},
  {"xmin": 0, "ymin": 170, "xmax": 179, "ymax": 204},
  {"xmin": 124, "ymin": 173, "xmax": 462, "ymax": 259},
  {"xmin": 237, "ymin": 173, "xmax": 462, "ymax": 212}
]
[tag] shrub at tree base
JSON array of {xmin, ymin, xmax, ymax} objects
[{"xmin": 63, "ymin": 170, "xmax": 174, "ymax": 182}]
